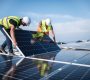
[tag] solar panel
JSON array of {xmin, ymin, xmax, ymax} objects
[
  {"xmin": 0, "ymin": 49, "xmax": 90, "ymax": 80},
  {"xmin": 0, "ymin": 29, "xmax": 90, "ymax": 80},
  {"xmin": 61, "ymin": 41, "xmax": 90, "ymax": 51},
  {"xmin": 5, "ymin": 29, "xmax": 60, "ymax": 56}
]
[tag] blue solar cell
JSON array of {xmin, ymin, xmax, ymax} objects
[{"xmin": 6, "ymin": 29, "xmax": 60, "ymax": 56}]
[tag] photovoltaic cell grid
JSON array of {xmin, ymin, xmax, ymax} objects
[
  {"xmin": 6, "ymin": 29, "xmax": 60, "ymax": 56},
  {"xmin": 0, "ymin": 29, "xmax": 90, "ymax": 80},
  {"xmin": 0, "ymin": 51, "xmax": 90, "ymax": 80}
]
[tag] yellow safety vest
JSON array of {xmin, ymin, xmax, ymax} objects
[
  {"xmin": 41, "ymin": 20, "xmax": 52, "ymax": 32},
  {"xmin": 0, "ymin": 16, "xmax": 20, "ymax": 29}
]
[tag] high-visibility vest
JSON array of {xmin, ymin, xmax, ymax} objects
[
  {"xmin": 0, "ymin": 16, "xmax": 20, "ymax": 29},
  {"xmin": 38, "ymin": 20, "xmax": 52, "ymax": 32}
]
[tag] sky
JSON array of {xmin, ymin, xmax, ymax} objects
[{"xmin": 0, "ymin": 0, "xmax": 90, "ymax": 42}]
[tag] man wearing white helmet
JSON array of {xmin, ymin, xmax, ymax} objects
[
  {"xmin": 0, "ymin": 16, "xmax": 31, "ymax": 54},
  {"xmin": 32, "ymin": 18, "xmax": 56, "ymax": 43}
]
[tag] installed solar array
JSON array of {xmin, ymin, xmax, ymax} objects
[
  {"xmin": 6, "ymin": 29, "xmax": 60, "ymax": 56},
  {"xmin": 0, "ymin": 47, "xmax": 90, "ymax": 80}
]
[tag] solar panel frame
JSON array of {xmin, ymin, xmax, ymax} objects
[{"xmin": 3, "ymin": 28, "xmax": 60, "ymax": 56}]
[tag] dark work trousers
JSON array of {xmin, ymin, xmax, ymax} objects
[{"xmin": 0, "ymin": 25, "xmax": 13, "ymax": 53}]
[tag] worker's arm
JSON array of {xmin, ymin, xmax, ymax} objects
[
  {"xmin": 37, "ymin": 22, "xmax": 42, "ymax": 32},
  {"xmin": 10, "ymin": 25, "xmax": 17, "ymax": 47},
  {"xmin": 50, "ymin": 26, "xmax": 56, "ymax": 42}
]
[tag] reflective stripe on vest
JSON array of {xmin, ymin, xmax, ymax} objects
[{"xmin": 0, "ymin": 16, "xmax": 20, "ymax": 29}]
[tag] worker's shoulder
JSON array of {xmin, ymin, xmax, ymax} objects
[{"xmin": 1, "ymin": 16, "xmax": 19, "ymax": 19}]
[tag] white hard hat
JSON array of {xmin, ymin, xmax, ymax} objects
[
  {"xmin": 22, "ymin": 16, "xmax": 31, "ymax": 26},
  {"xmin": 45, "ymin": 18, "xmax": 51, "ymax": 26}
]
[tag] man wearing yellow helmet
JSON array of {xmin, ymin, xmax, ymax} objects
[
  {"xmin": 32, "ymin": 18, "xmax": 56, "ymax": 43},
  {"xmin": 0, "ymin": 16, "xmax": 31, "ymax": 54}
]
